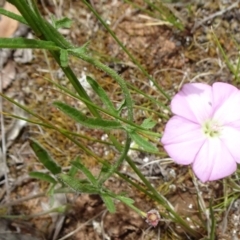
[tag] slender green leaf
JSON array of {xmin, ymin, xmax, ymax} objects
[
  {"xmin": 0, "ymin": 7, "xmax": 28, "ymax": 25},
  {"xmin": 117, "ymin": 99, "xmax": 126, "ymax": 115},
  {"xmin": 117, "ymin": 195, "xmax": 135, "ymax": 205},
  {"xmin": 60, "ymin": 49, "xmax": 68, "ymax": 67},
  {"xmin": 212, "ymin": 31, "xmax": 240, "ymax": 82},
  {"xmin": 58, "ymin": 173, "xmax": 99, "ymax": 194},
  {"xmin": 53, "ymin": 101, "xmax": 122, "ymax": 130},
  {"xmin": 68, "ymin": 41, "xmax": 90, "ymax": 55},
  {"xmin": 101, "ymin": 194, "xmax": 116, "ymax": 213},
  {"xmin": 143, "ymin": 0, "xmax": 184, "ymax": 30},
  {"xmin": 68, "ymin": 165, "xmax": 78, "ymax": 177},
  {"xmin": 130, "ymin": 132, "xmax": 158, "ymax": 152},
  {"xmin": 55, "ymin": 17, "xmax": 73, "ymax": 29},
  {"xmin": 86, "ymin": 76, "xmax": 117, "ymax": 114},
  {"xmin": 71, "ymin": 159, "xmax": 97, "ymax": 185},
  {"xmin": 29, "ymin": 171, "xmax": 57, "ymax": 184},
  {"xmin": 30, "ymin": 139, "xmax": 61, "ymax": 174},
  {"xmin": 123, "ymin": 124, "xmax": 136, "ymax": 133},
  {"xmin": 0, "ymin": 38, "xmax": 61, "ymax": 50},
  {"xmin": 141, "ymin": 118, "xmax": 157, "ymax": 129}
]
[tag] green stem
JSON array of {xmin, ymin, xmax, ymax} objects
[
  {"xmin": 143, "ymin": 0, "xmax": 183, "ymax": 30},
  {"xmin": 50, "ymin": 51, "xmax": 100, "ymax": 116},
  {"xmin": 9, "ymin": 0, "xmax": 133, "ymax": 184},
  {"xmin": 125, "ymin": 155, "xmax": 200, "ymax": 237},
  {"xmin": 126, "ymin": 81, "xmax": 170, "ymax": 111},
  {"xmin": 4, "ymin": 1, "xmax": 199, "ymax": 237},
  {"xmin": 82, "ymin": 0, "xmax": 170, "ymax": 101},
  {"xmin": 43, "ymin": 78, "xmax": 161, "ymax": 137},
  {"xmin": 98, "ymin": 136, "xmax": 131, "ymax": 185},
  {"xmin": 69, "ymin": 50, "xmax": 133, "ymax": 121}
]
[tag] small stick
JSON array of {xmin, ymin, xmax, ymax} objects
[{"xmin": 191, "ymin": 2, "xmax": 238, "ymax": 33}]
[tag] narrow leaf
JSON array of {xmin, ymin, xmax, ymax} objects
[
  {"xmin": 212, "ymin": 31, "xmax": 237, "ymax": 80},
  {"xmin": 130, "ymin": 132, "xmax": 158, "ymax": 152},
  {"xmin": 53, "ymin": 101, "xmax": 122, "ymax": 130},
  {"xmin": 30, "ymin": 139, "xmax": 61, "ymax": 174},
  {"xmin": 0, "ymin": 38, "xmax": 61, "ymax": 50},
  {"xmin": 209, "ymin": 200, "xmax": 216, "ymax": 240},
  {"xmin": 68, "ymin": 41, "xmax": 89, "ymax": 55},
  {"xmin": 141, "ymin": 118, "xmax": 157, "ymax": 129},
  {"xmin": 0, "ymin": 7, "xmax": 28, "ymax": 25},
  {"xmin": 117, "ymin": 99, "xmax": 126, "ymax": 115},
  {"xmin": 117, "ymin": 195, "xmax": 135, "ymax": 205},
  {"xmin": 68, "ymin": 165, "xmax": 78, "ymax": 177},
  {"xmin": 101, "ymin": 194, "xmax": 116, "ymax": 213},
  {"xmin": 71, "ymin": 159, "xmax": 97, "ymax": 186},
  {"xmin": 58, "ymin": 174, "xmax": 99, "ymax": 194},
  {"xmin": 86, "ymin": 76, "xmax": 117, "ymax": 114},
  {"xmin": 29, "ymin": 171, "xmax": 57, "ymax": 184},
  {"xmin": 55, "ymin": 17, "xmax": 73, "ymax": 29},
  {"xmin": 60, "ymin": 49, "xmax": 68, "ymax": 67}
]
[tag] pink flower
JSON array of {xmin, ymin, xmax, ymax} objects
[
  {"xmin": 161, "ymin": 82, "xmax": 240, "ymax": 182},
  {"xmin": 145, "ymin": 209, "xmax": 160, "ymax": 227}
]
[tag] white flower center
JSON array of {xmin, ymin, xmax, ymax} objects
[{"xmin": 202, "ymin": 119, "xmax": 222, "ymax": 138}]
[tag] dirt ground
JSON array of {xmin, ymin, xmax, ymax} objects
[{"xmin": 0, "ymin": 0, "xmax": 240, "ymax": 239}]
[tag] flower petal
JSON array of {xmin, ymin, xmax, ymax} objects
[
  {"xmin": 171, "ymin": 83, "xmax": 212, "ymax": 124},
  {"xmin": 221, "ymin": 126, "xmax": 240, "ymax": 163},
  {"xmin": 212, "ymin": 82, "xmax": 240, "ymax": 124},
  {"xmin": 192, "ymin": 138, "xmax": 236, "ymax": 182},
  {"xmin": 161, "ymin": 116, "xmax": 205, "ymax": 164}
]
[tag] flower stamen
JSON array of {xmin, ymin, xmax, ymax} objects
[{"xmin": 203, "ymin": 120, "xmax": 222, "ymax": 138}]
